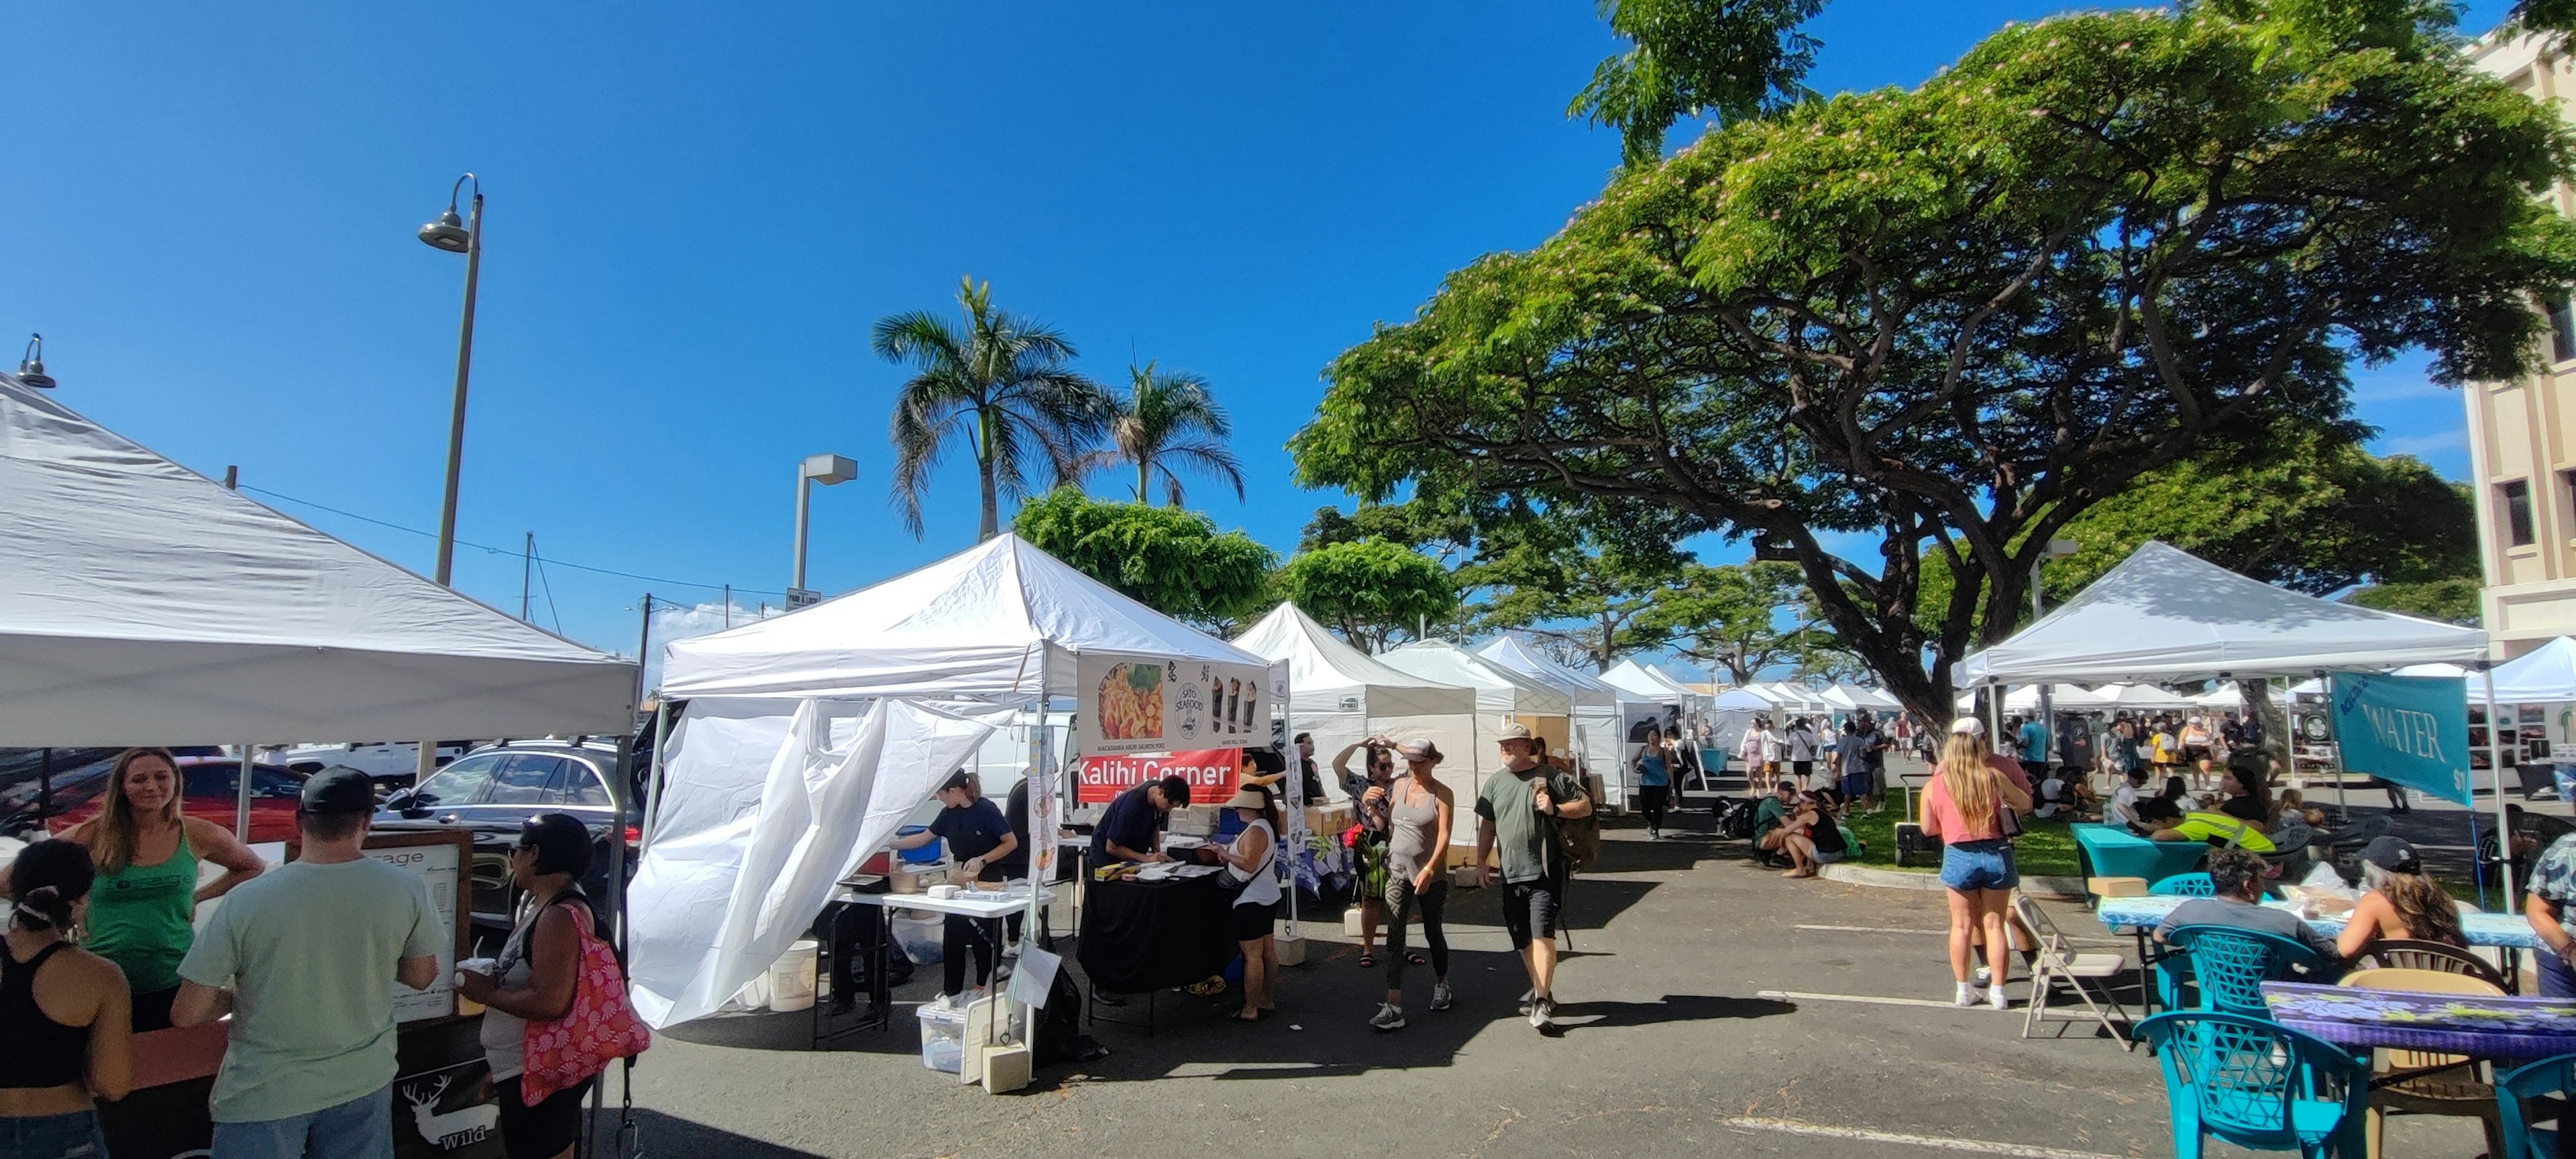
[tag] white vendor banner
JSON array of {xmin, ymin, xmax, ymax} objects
[{"xmin": 1078, "ymin": 653, "xmax": 1271, "ymax": 756}]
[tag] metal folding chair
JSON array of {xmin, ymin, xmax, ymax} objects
[{"xmin": 2012, "ymin": 891, "xmax": 2134, "ymax": 1048}]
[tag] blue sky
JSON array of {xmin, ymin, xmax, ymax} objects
[{"xmin": 3, "ymin": 1, "xmax": 2506, "ymax": 663}]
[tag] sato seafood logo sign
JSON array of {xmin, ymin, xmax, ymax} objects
[
  {"xmin": 1076, "ymin": 749, "xmax": 1240, "ymax": 805},
  {"xmin": 2329, "ymin": 671, "xmax": 2471, "ymax": 807}
]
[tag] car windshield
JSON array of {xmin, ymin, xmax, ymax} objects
[{"xmin": 410, "ymin": 755, "xmax": 502, "ymax": 808}]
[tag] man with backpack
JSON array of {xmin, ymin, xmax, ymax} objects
[{"xmin": 1476, "ymin": 722, "xmax": 1591, "ymax": 1035}]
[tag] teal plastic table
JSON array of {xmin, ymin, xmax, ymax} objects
[{"xmin": 2070, "ymin": 822, "xmax": 2210, "ymax": 889}]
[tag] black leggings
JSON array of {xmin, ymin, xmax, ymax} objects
[
  {"xmin": 1384, "ymin": 877, "xmax": 1449, "ymax": 989},
  {"xmin": 943, "ymin": 914, "xmax": 999, "ymax": 995},
  {"xmin": 1637, "ymin": 784, "xmax": 1670, "ymax": 829}
]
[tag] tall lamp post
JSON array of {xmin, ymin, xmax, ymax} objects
[
  {"xmin": 791, "ymin": 454, "xmax": 857, "ymax": 605},
  {"xmin": 418, "ymin": 174, "xmax": 483, "ymax": 586},
  {"xmin": 414, "ymin": 175, "xmax": 482, "ymax": 786}
]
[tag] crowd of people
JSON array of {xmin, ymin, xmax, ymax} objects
[{"xmin": 0, "ymin": 754, "xmax": 637, "ymax": 1159}]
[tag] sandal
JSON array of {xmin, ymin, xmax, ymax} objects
[
  {"xmin": 1184, "ymin": 978, "xmax": 1227, "ymax": 997},
  {"xmin": 1356, "ymin": 952, "xmax": 1376, "ymax": 969},
  {"xmin": 1406, "ymin": 952, "xmax": 1427, "ymax": 966}
]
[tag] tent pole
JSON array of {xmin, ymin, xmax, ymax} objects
[
  {"xmin": 2316, "ymin": 669, "xmax": 2349, "ymax": 818},
  {"xmin": 235, "ymin": 742, "xmax": 254, "ymax": 838},
  {"xmin": 2484, "ymin": 661, "xmax": 2516, "ymax": 901},
  {"xmin": 639, "ymin": 701, "xmax": 671, "ymax": 856}
]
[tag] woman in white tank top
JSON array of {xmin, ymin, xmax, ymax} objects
[{"xmin": 1217, "ymin": 751, "xmax": 1288, "ymax": 1022}]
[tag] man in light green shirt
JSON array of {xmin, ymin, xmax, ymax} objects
[
  {"xmin": 1474, "ymin": 722, "xmax": 1591, "ymax": 1034},
  {"xmin": 176, "ymin": 769, "xmax": 443, "ymax": 1159}
]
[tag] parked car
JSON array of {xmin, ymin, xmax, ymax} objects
[
  {"xmin": 370, "ymin": 740, "xmax": 638, "ymax": 940},
  {"xmin": 42, "ymin": 757, "xmax": 308, "ymax": 844},
  {"xmin": 267, "ymin": 741, "xmax": 478, "ymax": 791}
]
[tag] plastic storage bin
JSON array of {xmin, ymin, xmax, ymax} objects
[
  {"xmin": 896, "ymin": 826, "xmax": 942, "ymax": 864},
  {"xmin": 892, "ymin": 912, "xmax": 945, "ymax": 964},
  {"xmin": 918, "ymin": 1002, "xmax": 967, "ymax": 1073}
]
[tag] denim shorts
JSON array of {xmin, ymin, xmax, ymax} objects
[
  {"xmin": 1939, "ymin": 838, "xmax": 2017, "ymax": 891},
  {"xmin": 0, "ymin": 1111, "xmax": 105, "ymax": 1159}
]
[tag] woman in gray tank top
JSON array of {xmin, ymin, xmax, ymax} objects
[{"xmin": 1370, "ymin": 739, "xmax": 1456, "ymax": 1032}]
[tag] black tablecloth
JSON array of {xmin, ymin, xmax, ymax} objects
[{"xmin": 1078, "ymin": 874, "xmax": 1237, "ymax": 994}]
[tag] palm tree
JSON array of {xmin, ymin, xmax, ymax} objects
[
  {"xmin": 1078, "ymin": 361, "xmax": 1244, "ymax": 506},
  {"xmin": 875, "ymin": 278, "xmax": 1106, "ymax": 540}
]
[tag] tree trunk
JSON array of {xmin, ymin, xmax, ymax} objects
[
  {"xmin": 2243, "ymin": 679, "xmax": 2291, "ymax": 780},
  {"xmin": 1139, "ymin": 461, "xmax": 1153, "ymax": 506},
  {"xmin": 975, "ymin": 412, "xmax": 999, "ymax": 541}
]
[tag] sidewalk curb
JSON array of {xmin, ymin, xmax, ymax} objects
[{"xmin": 1817, "ymin": 863, "xmax": 2084, "ymax": 899}]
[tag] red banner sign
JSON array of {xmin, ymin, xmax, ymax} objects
[{"xmin": 1076, "ymin": 749, "xmax": 1240, "ymax": 805}]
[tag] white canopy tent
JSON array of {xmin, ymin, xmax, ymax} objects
[
  {"xmin": 2094, "ymin": 683, "xmax": 2200, "ymax": 712},
  {"xmin": 2492, "ymin": 637, "xmax": 2576, "ymax": 704},
  {"xmin": 0, "ymin": 374, "xmax": 639, "ymax": 745},
  {"xmin": 1234, "ymin": 603, "xmax": 1489, "ymax": 838},
  {"xmin": 1955, "ymin": 541, "xmax": 2488, "ymax": 684},
  {"xmin": 1379, "ymin": 641, "xmax": 1574, "ymax": 773},
  {"xmin": 635, "ymin": 534, "xmax": 1289, "ymax": 1030},
  {"xmin": 1603, "ymin": 659, "xmax": 1701, "ymax": 707},
  {"xmin": 1477, "ymin": 637, "xmax": 1648, "ymax": 807}
]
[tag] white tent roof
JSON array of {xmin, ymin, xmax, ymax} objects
[
  {"xmin": 1603, "ymin": 659, "xmax": 1702, "ymax": 705},
  {"xmin": 1707, "ymin": 687, "xmax": 1772, "ymax": 710},
  {"xmin": 1234, "ymin": 603, "xmax": 1474, "ymax": 720},
  {"xmin": 0, "ymin": 374, "xmax": 636, "ymax": 744},
  {"xmin": 2092, "ymin": 683, "xmax": 2199, "ymax": 711},
  {"xmin": 1744, "ymin": 681, "xmax": 1833, "ymax": 714},
  {"xmin": 1956, "ymin": 541, "xmax": 2487, "ymax": 685},
  {"xmin": 1476, "ymin": 637, "xmax": 1635, "ymax": 710},
  {"xmin": 1822, "ymin": 683, "xmax": 1904, "ymax": 712},
  {"xmin": 1380, "ymin": 641, "xmax": 1574, "ymax": 717},
  {"xmin": 2493, "ymin": 637, "xmax": 2576, "ymax": 704},
  {"xmin": 659, "ymin": 533, "xmax": 1269, "ymax": 701}
]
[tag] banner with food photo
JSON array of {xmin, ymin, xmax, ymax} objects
[{"xmin": 1077, "ymin": 653, "xmax": 1271, "ymax": 755}]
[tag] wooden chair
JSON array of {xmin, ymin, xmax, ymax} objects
[
  {"xmin": 2010, "ymin": 891, "xmax": 2133, "ymax": 1048},
  {"xmin": 2354, "ymin": 938, "xmax": 2513, "ymax": 995},
  {"xmin": 2341, "ymin": 967, "xmax": 2510, "ymax": 1159}
]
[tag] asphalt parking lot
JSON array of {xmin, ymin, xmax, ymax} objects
[{"xmin": 615, "ymin": 808, "xmax": 2507, "ymax": 1159}]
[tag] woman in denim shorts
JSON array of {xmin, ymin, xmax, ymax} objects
[{"xmin": 1921, "ymin": 720, "xmax": 2033, "ymax": 1009}]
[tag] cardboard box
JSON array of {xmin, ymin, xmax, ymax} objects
[
  {"xmin": 980, "ymin": 1044, "xmax": 1031, "ymax": 1094},
  {"xmin": 2088, "ymin": 876, "xmax": 2147, "ymax": 898},
  {"xmin": 1168, "ymin": 805, "xmax": 1218, "ymax": 837},
  {"xmin": 1276, "ymin": 936, "xmax": 1307, "ymax": 967},
  {"xmin": 1304, "ymin": 804, "xmax": 1353, "ymax": 837}
]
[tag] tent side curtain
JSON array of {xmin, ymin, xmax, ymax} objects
[{"xmin": 627, "ymin": 696, "xmax": 1003, "ymax": 1029}]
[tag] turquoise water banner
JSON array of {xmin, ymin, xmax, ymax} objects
[{"xmin": 2328, "ymin": 672, "xmax": 2471, "ymax": 806}]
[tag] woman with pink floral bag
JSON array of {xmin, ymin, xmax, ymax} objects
[{"xmin": 458, "ymin": 815, "xmax": 648, "ymax": 1159}]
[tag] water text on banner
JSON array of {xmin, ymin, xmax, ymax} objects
[{"xmin": 2329, "ymin": 672, "xmax": 2471, "ymax": 806}]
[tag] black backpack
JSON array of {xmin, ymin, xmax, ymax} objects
[{"xmin": 1715, "ymin": 797, "xmax": 1762, "ymax": 840}]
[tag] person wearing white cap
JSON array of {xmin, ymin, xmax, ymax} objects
[{"xmin": 1921, "ymin": 718, "xmax": 2033, "ymax": 1009}]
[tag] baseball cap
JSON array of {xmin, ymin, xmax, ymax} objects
[
  {"xmin": 936, "ymin": 769, "xmax": 973, "ymax": 794},
  {"xmin": 2360, "ymin": 836, "xmax": 2422, "ymax": 875},
  {"xmin": 1496, "ymin": 722, "xmax": 1534, "ymax": 742},
  {"xmin": 1397, "ymin": 738, "xmax": 1441, "ymax": 761},
  {"xmin": 300, "ymin": 767, "xmax": 379, "ymax": 815},
  {"xmin": 1949, "ymin": 717, "xmax": 1986, "ymax": 736}
]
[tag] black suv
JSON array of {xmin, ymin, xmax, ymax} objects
[{"xmin": 370, "ymin": 740, "xmax": 637, "ymax": 944}]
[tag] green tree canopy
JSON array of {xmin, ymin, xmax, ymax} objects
[
  {"xmin": 1640, "ymin": 561, "xmax": 1829, "ymax": 683},
  {"xmin": 1276, "ymin": 540, "xmax": 1460, "ymax": 652},
  {"xmin": 1572, "ymin": 0, "xmax": 1827, "ymax": 168},
  {"xmin": 1296, "ymin": 0, "xmax": 2576, "ymax": 722},
  {"xmin": 2349, "ymin": 578, "xmax": 2481, "ymax": 624},
  {"xmin": 1468, "ymin": 512, "xmax": 1686, "ymax": 671},
  {"xmin": 1011, "ymin": 489, "xmax": 1276, "ymax": 626},
  {"xmin": 1077, "ymin": 360, "xmax": 1244, "ymax": 506}
]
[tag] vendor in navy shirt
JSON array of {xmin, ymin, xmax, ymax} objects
[
  {"xmin": 892, "ymin": 769, "xmax": 1022, "ymax": 997},
  {"xmin": 1086, "ymin": 775, "xmax": 1193, "ymax": 870}
]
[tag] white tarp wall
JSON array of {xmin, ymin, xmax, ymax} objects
[
  {"xmin": 627, "ymin": 697, "xmax": 998, "ymax": 1029},
  {"xmin": 1475, "ymin": 637, "xmax": 1643, "ymax": 809}
]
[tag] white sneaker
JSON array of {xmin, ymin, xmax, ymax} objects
[
  {"xmin": 1953, "ymin": 982, "xmax": 1980, "ymax": 1007},
  {"xmin": 1430, "ymin": 981, "xmax": 1454, "ymax": 1011},
  {"xmin": 1529, "ymin": 996, "xmax": 1555, "ymax": 1032},
  {"xmin": 1518, "ymin": 988, "xmax": 1536, "ymax": 1015},
  {"xmin": 1988, "ymin": 981, "xmax": 2011, "ymax": 1011},
  {"xmin": 1370, "ymin": 1002, "xmax": 1406, "ymax": 1032}
]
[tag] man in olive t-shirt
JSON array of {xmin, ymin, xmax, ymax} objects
[
  {"xmin": 175, "ymin": 769, "xmax": 443, "ymax": 1159},
  {"xmin": 1474, "ymin": 722, "xmax": 1591, "ymax": 1034}
]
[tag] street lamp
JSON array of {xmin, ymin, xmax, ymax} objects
[
  {"xmin": 15, "ymin": 334, "xmax": 54, "ymax": 389},
  {"xmin": 791, "ymin": 453, "xmax": 857, "ymax": 602},
  {"xmin": 418, "ymin": 173, "xmax": 482, "ymax": 586}
]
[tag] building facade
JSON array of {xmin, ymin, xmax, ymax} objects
[{"xmin": 2469, "ymin": 32, "xmax": 2576, "ymax": 659}]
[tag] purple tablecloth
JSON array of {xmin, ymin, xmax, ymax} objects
[{"xmin": 2262, "ymin": 981, "xmax": 2576, "ymax": 1059}]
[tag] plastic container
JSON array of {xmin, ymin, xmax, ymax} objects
[
  {"xmin": 892, "ymin": 913, "xmax": 945, "ymax": 964},
  {"xmin": 918, "ymin": 1002, "xmax": 967, "ymax": 1073},
  {"xmin": 896, "ymin": 826, "xmax": 942, "ymax": 865},
  {"xmin": 765, "ymin": 939, "xmax": 818, "ymax": 1013}
]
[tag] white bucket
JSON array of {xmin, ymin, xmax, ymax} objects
[{"xmin": 766, "ymin": 939, "xmax": 819, "ymax": 1013}]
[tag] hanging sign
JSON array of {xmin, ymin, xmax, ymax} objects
[
  {"xmin": 1075, "ymin": 749, "xmax": 1240, "ymax": 805},
  {"xmin": 2329, "ymin": 672, "xmax": 2471, "ymax": 806},
  {"xmin": 1077, "ymin": 654, "xmax": 1270, "ymax": 755}
]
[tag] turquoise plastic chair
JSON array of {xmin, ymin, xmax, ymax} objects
[
  {"xmin": 2151, "ymin": 872, "xmax": 2218, "ymax": 897},
  {"xmin": 2136, "ymin": 1011, "xmax": 2369, "ymax": 1158},
  {"xmin": 2495, "ymin": 1052, "xmax": 2576, "ymax": 1159},
  {"xmin": 2158, "ymin": 925, "xmax": 2330, "ymax": 1017}
]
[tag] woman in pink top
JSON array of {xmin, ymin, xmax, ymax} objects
[{"xmin": 1921, "ymin": 718, "xmax": 2033, "ymax": 1009}]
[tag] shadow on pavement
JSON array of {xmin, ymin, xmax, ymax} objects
[
  {"xmin": 1547, "ymin": 993, "xmax": 1797, "ymax": 1033},
  {"xmin": 628, "ymin": 1109, "xmax": 826, "ymax": 1158}
]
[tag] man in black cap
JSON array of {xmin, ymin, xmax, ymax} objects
[{"xmin": 174, "ymin": 768, "xmax": 443, "ymax": 1159}]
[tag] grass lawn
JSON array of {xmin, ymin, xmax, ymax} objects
[{"xmin": 1839, "ymin": 804, "xmax": 2084, "ymax": 879}]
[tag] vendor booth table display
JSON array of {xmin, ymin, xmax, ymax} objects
[
  {"xmin": 1234, "ymin": 603, "xmax": 1485, "ymax": 846},
  {"xmin": 631, "ymin": 534, "xmax": 1298, "ymax": 1085},
  {"xmin": 1076, "ymin": 873, "xmax": 1237, "ymax": 996},
  {"xmin": 2071, "ymin": 824, "xmax": 2214, "ymax": 890},
  {"xmin": 0, "ymin": 372, "xmax": 641, "ymax": 1159}
]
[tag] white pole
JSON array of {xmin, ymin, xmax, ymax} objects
[
  {"xmin": 2318, "ymin": 669, "xmax": 2348, "ymax": 818},
  {"xmin": 2483, "ymin": 661, "xmax": 2516, "ymax": 901},
  {"xmin": 235, "ymin": 742, "xmax": 255, "ymax": 837}
]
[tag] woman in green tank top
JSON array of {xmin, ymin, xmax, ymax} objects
[{"xmin": 60, "ymin": 749, "xmax": 264, "ymax": 1031}]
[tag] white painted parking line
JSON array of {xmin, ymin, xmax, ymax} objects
[
  {"xmin": 1756, "ymin": 989, "xmax": 1974, "ymax": 1009},
  {"xmin": 1794, "ymin": 924, "xmax": 1945, "ymax": 934},
  {"xmin": 1713, "ymin": 1115, "xmax": 2127, "ymax": 1159}
]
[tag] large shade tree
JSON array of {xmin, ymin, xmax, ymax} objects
[
  {"xmin": 1295, "ymin": 0, "xmax": 2576, "ymax": 723},
  {"xmin": 1275, "ymin": 539, "xmax": 1460, "ymax": 652},
  {"xmin": 1571, "ymin": 0, "xmax": 1828, "ymax": 168},
  {"xmin": 1642, "ymin": 561, "xmax": 1831, "ymax": 683},
  {"xmin": 1077, "ymin": 361, "xmax": 1245, "ymax": 506},
  {"xmin": 876, "ymin": 277, "xmax": 1107, "ymax": 541}
]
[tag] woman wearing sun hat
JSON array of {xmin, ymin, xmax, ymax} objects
[
  {"xmin": 1214, "ymin": 771, "xmax": 1284, "ymax": 1022},
  {"xmin": 1371, "ymin": 738, "xmax": 1456, "ymax": 1032}
]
